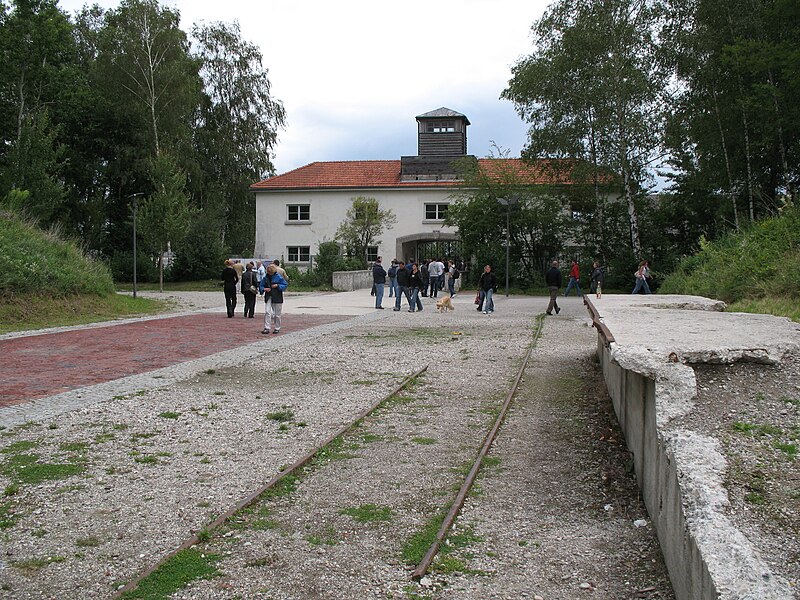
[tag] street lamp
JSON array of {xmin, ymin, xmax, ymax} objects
[
  {"xmin": 128, "ymin": 193, "xmax": 144, "ymax": 299},
  {"xmin": 497, "ymin": 196, "xmax": 518, "ymax": 297}
]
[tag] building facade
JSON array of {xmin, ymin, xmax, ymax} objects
[{"xmin": 250, "ymin": 107, "xmax": 590, "ymax": 268}]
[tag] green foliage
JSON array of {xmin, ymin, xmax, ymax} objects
[
  {"xmin": 171, "ymin": 211, "xmax": 228, "ymax": 280},
  {"xmin": 120, "ymin": 548, "xmax": 220, "ymax": 599},
  {"xmin": 335, "ymin": 196, "xmax": 397, "ymax": 268},
  {"xmin": 660, "ymin": 205, "xmax": 800, "ymax": 303},
  {"xmin": 0, "ymin": 210, "xmax": 114, "ymax": 297}
]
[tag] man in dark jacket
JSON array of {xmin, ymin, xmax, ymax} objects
[
  {"xmin": 394, "ymin": 260, "xmax": 411, "ymax": 311},
  {"xmin": 545, "ymin": 260, "xmax": 562, "ymax": 315},
  {"xmin": 372, "ymin": 257, "xmax": 387, "ymax": 309}
]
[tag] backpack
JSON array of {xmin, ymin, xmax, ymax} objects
[
  {"xmin": 452, "ymin": 268, "xmax": 460, "ymax": 280},
  {"xmin": 388, "ymin": 265, "xmax": 398, "ymax": 277}
]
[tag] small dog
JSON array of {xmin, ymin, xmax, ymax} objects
[{"xmin": 436, "ymin": 296, "xmax": 455, "ymax": 312}]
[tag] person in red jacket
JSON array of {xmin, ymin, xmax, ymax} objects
[{"xmin": 564, "ymin": 260, "xmax": 582, "ymax": 297}]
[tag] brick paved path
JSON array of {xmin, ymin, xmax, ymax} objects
[{"xmin": 0, "ymin": 313, "xmax": 346, "ymax": 408}]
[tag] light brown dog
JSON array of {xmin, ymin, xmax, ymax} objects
[{"xmin": 435, "ymin": 296, "xmax": 455, "ymax": 312}]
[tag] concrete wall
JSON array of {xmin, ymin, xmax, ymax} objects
[
  {"xmin": 598, "ymin": 339, "xmax": 716, "ymax": 600},
  {"xmin": 332, "ymin": 270, "xmax": 373, "ymax": 292}
]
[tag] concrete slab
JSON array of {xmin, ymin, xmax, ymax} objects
[{"xmin": 587, "ymin": 294, "xmax": 800, "ymax": 600}]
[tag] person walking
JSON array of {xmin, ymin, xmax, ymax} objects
[
  {"xmin": 221, "ymin": 259, "xmax": 239, "ymax": 318},
  {"xmin": 260, "ymin": 264, "xmax": 288, "ymax": 334},
  {"xmin": 387, "ymin": 260, "xmax": 398, "ymax": 297},
  {"xmin": 241, "ymin": 262, "xmax": 258, "ymax": 318},
  {"xmin": 408, "ymin": 263, "xmax": 425, "ymax": 312},
  {"xmin": 419, "ymin": 260, "xmax": 429, "ymax": 297},
  {"xmin": 590, "ymin": 261, "xmax": 605, "ymax": 298},
  {"xmin": 447, "ymin": 260, "xmax": 459, "ymax": 297},
  {"xmin": 372, "ymin": 257, "xmax": 387, "ymax": 309},
  {"xmin": 478, "ymin": 265, "xmax": 498, "ymax": 314},
  {"xmin": 394, "ymin": 260, "xmax": 411, "ymax": 311},
  {"xmin": 272, "ymin": 259, "xmax": 289, "ymax": 282},
  {"xmin": 545, "ymin": 260, "xmax": 562, "ymax": 315},
  {"xmin": 427, "ymin": 257, "xmax": 444, "ymax": 298},
  {"xmin": 564, "ymin": 260, "xmax": 582, "ymax": 297},
  {"xmin": 632, "ymin": 260, "xmax": 652, "ymax": 294}
]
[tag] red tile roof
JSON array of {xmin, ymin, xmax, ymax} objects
[{"xmin": 250, "ymin": 158, "xmax": 580, "ymax": 192}]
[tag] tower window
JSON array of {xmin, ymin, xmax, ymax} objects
[{"xmin": 427, "ymin": 121, "xmax": 455, "ymax": 133}]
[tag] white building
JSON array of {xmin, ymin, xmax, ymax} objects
[{"xmin": 251, "ymin": 108, "xmax": 577, "ymax": 267}]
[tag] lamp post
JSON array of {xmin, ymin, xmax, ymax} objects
[
  {"xmin": 497, "ymin": 197, "xmax": 518, "ymax": 297},
  {"xmin": 128, "ymin": 193, "xmax": 144, "ymax": 299}
]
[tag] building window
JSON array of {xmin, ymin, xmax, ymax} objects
[
  {"xmin": 427, "ymin": 121, "xmax": 455, "ymax": 133},
  {"xmin": 287, "ymin": 204, "xmax": 310, "ymax": 221},
  {"xmin": 366, "ymin": 246, "xmax": 379, "ymax": 263},
  {"xmin": 287, "ymin": 246, "xmax": 310, "ymax": 262},
  {"xmin": 425, "ymin": 203, "xmax": 449, "ymax": 220}
]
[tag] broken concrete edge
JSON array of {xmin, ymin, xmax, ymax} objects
[{"xmin": 590, "ymin": 295, "xmax": 796, "ymax": 600}]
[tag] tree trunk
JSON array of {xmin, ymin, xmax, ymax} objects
[{"xmin": 711, "ymin": 88, "xmax": 739, "ymax": 231}]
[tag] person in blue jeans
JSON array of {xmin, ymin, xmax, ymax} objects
[
  {"xmin": 478, "ymin": 264, "xmax": 497, "ymax": 314},
  {"xmin": 387, "ymin": 260, "xmax": 398, "ymax": 297},
  {"xmin": 564, "ymin": 260, "xmax": 582, "ymax": 297},
  {"xmin": 372, "ymin": 257, "xmax": 386, "ymax": 309},
  {"xmin": 408, "ymin": 263, "xmax": 425, "ymax": 312},
  {"xmin": 393, "ymin": 260, "xmax": 411, "ymax": 311},
  {"xmin": 632, "ymin": 260, "xmax": 652, "ymax": 294}
]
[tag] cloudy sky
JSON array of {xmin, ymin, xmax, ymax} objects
[{"xmin": 58, "ymin": 0, "xmax": 551, "ymax": 175}]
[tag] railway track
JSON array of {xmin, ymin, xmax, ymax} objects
[{"xmin": 116, "ymin": 316, "xmax": 546, "ymax": 598}]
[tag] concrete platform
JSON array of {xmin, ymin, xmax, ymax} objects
[{"xmin": 586, "ymin": 293, "xmax": 800, "ymax": 600}]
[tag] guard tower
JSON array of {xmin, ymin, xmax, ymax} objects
[{"xmin": 400, "ymin": 107, "xmax": 476, "ymax": 181}]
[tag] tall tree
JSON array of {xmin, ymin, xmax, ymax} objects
[
  {"xmin": 504, "ymin": 0, "xmax": 670, "ymax": 260},
  {"xmin": 96, "ymin": 0, "xmax": 199, "ymax": 158},
  {"xmin": 192, "ymin": 20, "xmax": 285, "ymax": 254},
  {"xmin": 335, "ymin": 196, "xmax": 397, "ymax": 268}
]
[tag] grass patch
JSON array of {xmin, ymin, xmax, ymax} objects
[
  {"xmin": 773, "ymin": 442, "xmax": 797, "ymax": 457},
  {"xmin": 1, "ymin": 440, "xmax": 38, "ymax": 454},
  {"xmin": 12, "ymin": 555, "xmax": 66, "ymax": 574},
  {"xmin": 119, "ymin": 548, "xmax": 220, "ymax": 599},
  {"xmin": 2, "ymin": 453, "xmax": 85, "ymax": 485},
  {"xmin": 340, "ymin": 503, "xmax": 393, "ymax": 523},
  {"xmin": 728, "ymin": 297, "xmax": 800, "ymax": 323},
  {"xmin": 411, "ymin": 437, "xmax": 437, "ymax": 445},
  {"xmin": 266, "ymin": 409, "xmax": 294, "ymax": 422},
  {"xmin": 0, "ymin": 500, "xmax": 19, "ymax": 529},
  {"xmin": 0, "ymin": 293, "xmax": 167, "ymax": 334},
  {"xmin": 75, "ymin": 536, "xmax": 101, "ymax": 548},
  {"xmin": 158, "ymin": 412, "xmax": 181, "ymax": 420}
]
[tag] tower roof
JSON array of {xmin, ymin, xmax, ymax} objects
[{"xmin": 416, "ymin": 107, "xmax": 470, "ymax": 125}]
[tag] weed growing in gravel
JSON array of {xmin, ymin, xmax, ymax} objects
[
  {"xmin": 305, "ymin": 525, "xmax": 338, "ymax": 546},
  {"xmin": 412, "ymin": 437, "xmax": 437, "ymax": 445},
  {"xmin": 245, "ymin": 556, "xmax": 275, "ymax": 567},
  {"xmin": 774, "ymin": 442, "xmax": 797, "ymax": 457},
  {"xmin": 159, "ymin": 412, "xmax": 181, "ymax": 420},
  {"xmin": 340, "ymin": 503, "xmax": 393, "ymax": 523},
  {"xmin": 60, "ymin": 442, "xmax": 89, "ymax": 453},
  {"xmin": 94, "ymin": 433, "xmax": 115, "ymax": 444},
  {"xmin": 2, "ymin": 452, "xmax": 85, "ymax": 485},
  {"xmin": 204, "ymin": 369, "xmax": 216, "ymax": 375},
  {"xmin": 782, "ymin": 396, "xmax": 800, "ymax": 406},
  {"xmin": 352, "ymin": 379, "xmax": 375, "ymax": 386},
  {"xmin": 113, "ymin": 423, "xmax": 129, "ymax": 431},
  {"xmin": 75, "ymin": 536, "xmax": 101, "ymax": 547},
  {"xmin": 12, "ymin": 556, "xmax": 65, "ymax": 573},
  {"xmin": 119, "ymin": 548, "xmax": 220, "ymax": 599},
  {"xmin": 266, "ymin": 408, "xmax": 294, "ymax": 422},
  {"xmin": 4, "ymin": 483, "xmax": 19, "ymax": 496},
  {"xmin": 1, "ymin": 440, "xmax": 38, "ymax": 454},
  {"xmin": 0, "ymin": 500, "xmax": 18, "ymax": 529}
]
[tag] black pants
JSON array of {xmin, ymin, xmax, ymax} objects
[
  {"xmin": 224, "ymin": 286, "xmax": 237, "ymax": 317},
  {"xmin": 243, "ymin": 291, "xmax": 257, "ymax": 317}
]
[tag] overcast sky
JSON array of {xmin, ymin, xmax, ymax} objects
[{"xmin": 58, "ymin": 0, "xmax": 551, "ymax": 176}]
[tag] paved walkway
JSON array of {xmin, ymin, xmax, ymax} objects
[{"xmin": 0, "ymin": 311, "xmax": 345, "ymax": 408}]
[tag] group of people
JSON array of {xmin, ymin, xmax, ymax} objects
[
  {"xmin": 372, "ymin": 257, "xmax": 463, "ymax": 312},
  {"xmin": 544, "ymin": 258, "xmax": 653, "ymax": 315},
  {"xmin": 221, "ymin": 258, "xmax": 289, "ymax": 334}
]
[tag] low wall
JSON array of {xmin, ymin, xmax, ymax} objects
[
  {"xmin": 598, "ymin": 341, "xmax": 715, "ymax": 600},
  {"xmin": 332, "ymin": 270, "xmax": 372, "ymax": 292},
  {"xmin": 588, "ymin": 296, "xmax": 791, "ymax": 600}
]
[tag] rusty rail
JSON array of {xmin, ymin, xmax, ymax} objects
[
  {"xmin": 583, "ymin": 295, "xmax": 615, "ymax": 346},
  {"xmin": 411, "ymin": 315, "xmax": 545, "ymax": 580},
  {"xmin": 115, "ymin": 365, "xmax": 428, "ymax": 598}
]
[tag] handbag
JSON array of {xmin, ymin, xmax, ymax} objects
[
  {"xmin": 249, "ymin": 285, "xmax": 258, "ymax": 294},
  {"xmin": 474, "ymin": 291, "xmax": 480, "ymax": 305}
]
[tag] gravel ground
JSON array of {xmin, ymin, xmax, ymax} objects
[{"xmin": 1, "ymin": 291, "xmax": 792, "ymax": 599}]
